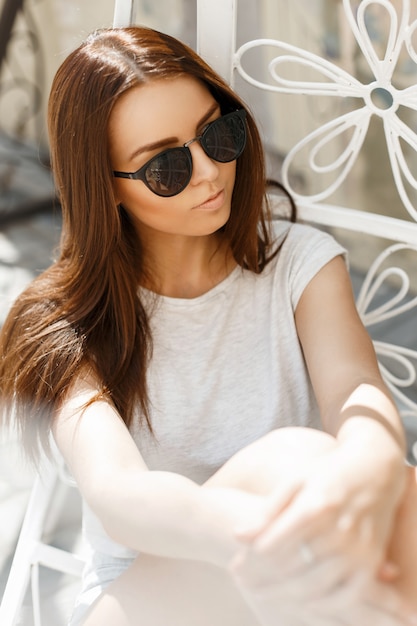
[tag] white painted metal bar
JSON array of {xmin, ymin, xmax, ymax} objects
[
  {"xmin": 0, "ymin": 469, "xmax": 55, "ymax": 625},
  {"xmin": 294, "ymin": 202, "xmax": 417, "ymax": 246},
  {"xmin": 113, "ymin": 0, "xmax": 138, "ymax": 27},
  {"xmin": 196, "ymin": 0, "xmax": 237, "ymax": 85},
  {"xmin": 31, "ymin": 563, "xmax": 41, "ymax": 626},
  {"xmin": 31, "ymin": 543, "xmax": 85, "ymax": 577},
  {"xmin": 0, "ymin": 460, "xmax": 84, "ymax": 626}
]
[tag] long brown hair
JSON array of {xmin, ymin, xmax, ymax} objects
[{"xmin": 0, "ymin": 27, "xmax": 294, "ymax": 460}]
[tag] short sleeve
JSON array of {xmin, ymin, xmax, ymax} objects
[{"xmin": 273, "ymin": 222, "xmax": 347, "ymax": 310}]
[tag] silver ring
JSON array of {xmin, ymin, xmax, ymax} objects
[{"xmin": 299, "ymin": 541, "xmax": 315, "ymax": 565}]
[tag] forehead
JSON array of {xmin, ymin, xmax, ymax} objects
[{"xmin": 108, "ymin": 76, "xmax": 217, "ymax": 159}]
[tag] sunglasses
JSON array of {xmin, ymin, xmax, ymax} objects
[{"xmin": 113, "ymin": 109, "xmax": 247, "ymax": 197}]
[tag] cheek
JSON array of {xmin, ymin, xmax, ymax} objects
[
  {"xmin": 115, "ymin": 181, "xmax": 184, "ymax": 230},
  {"xmin": 115, "ymin": 180, "xmax": 161, "ymax": 215}
]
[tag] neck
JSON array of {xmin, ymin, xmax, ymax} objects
[{"xmin": 140, "ymin": 232, "xmax": 236, "ymax": 299}]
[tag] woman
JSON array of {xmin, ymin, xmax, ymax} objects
[{"xmin": 0, "ymin": 26, "xmax": 416, "ymax": 625}]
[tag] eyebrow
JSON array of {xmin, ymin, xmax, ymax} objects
[{"xmin": 127, "ymin": 102, "xmax": 220, "ymax": 162}]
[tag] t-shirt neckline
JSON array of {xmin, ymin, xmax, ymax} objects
[{"xmin": 138, "ymin": 264, "xmax": 242, "ymax": 307}]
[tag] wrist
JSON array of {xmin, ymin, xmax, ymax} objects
[
  {"xmin": 324, "ymin": 381, "xmax": 406, "ymax": 455},
  {"xmin": 197, "ymin": 486, "xmax": 266, "ymax": 568},
  {"xmin": 337, "ymin": 416, "xmax": 406, "ymax": 463},
  {"xmin": 336, "ymin": 418, "xmax": 407, "ymax": 500}
]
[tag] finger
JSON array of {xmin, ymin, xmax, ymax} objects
[
  {"xmin": 235, "ymin": 481, "xmax": 301, "ymax": 541},
  {"xmin": 232, "ymin": 522, "xmax": 359, "ymax": 590},
  {"xmin": 252, "ymin": 487, "xmax": 338, "ymax": 553},
  {"xmin": 252, "ymin": 502, "xmax": 383, "ymax": 577},
  {"xmin": 233, "ymin": 551, "xmax": 352, "ymax": 598},
  {"xmin": 234, "ymin": 559, "xmax": 352, "ymax": 626},
  {"xmin": 312, "ymin": 573, "xmax": 417, "ymax": 626},
  {"xmin": 378, "ymin": 560, "xmax": 400, "ymax": 582}
]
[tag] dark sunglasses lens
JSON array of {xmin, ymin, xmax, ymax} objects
[
  {"xmin": 203, "ymin": 112, "xmax": 246, "ymax": 163},
  {"xmin": 145, "ymin": 149, "xmax": 191, "ymax": 197}
]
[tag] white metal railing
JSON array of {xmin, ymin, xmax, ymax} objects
[
  {"xmin": 198, "ymin": 0, "xmax": 417, "ymax": 421},
  {"xmin": 113, "ymin": 0, "xmax": 139, "ymax": 27},
  {"xmin": 233, "ymin": 0, "xmax": 417, "ymax": 221}
]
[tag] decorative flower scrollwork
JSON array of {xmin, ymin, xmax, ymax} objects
[
  {"xmin": 235, "ymin": 0, "xmax": 417, "ymax": 416},
  {"xmin": 356, "ymin": 242, "xmax": 417, "ymax": 414},
  {"xmin": 235, "ymin": 0, "xmax": 417, "ymax": 219}
]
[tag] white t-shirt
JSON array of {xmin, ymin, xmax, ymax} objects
[{"xmin": 83, "ymin": 221, "xmax": 346, "ymax": 558}]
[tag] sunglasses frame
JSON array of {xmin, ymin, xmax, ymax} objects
[{"xmin": 113, "ymin": 109, "xmax": 247, "ymax": 197}]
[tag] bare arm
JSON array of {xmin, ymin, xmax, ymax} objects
[
  {"xmin": 237, "ymin": 255, "xmax": 407, "ymax": 578},
  {"xmin": 53, "ymin": 381, "xmax": 267, "ymax": 568},
  {"xmin": 296, "ymin": 254, "xmax": 405, "ymax": 449},
  {"xmin": 295, "ymin": 255, "xmax": 406, "ymax": 568}
]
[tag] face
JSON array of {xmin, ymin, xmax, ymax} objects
[{"xmin": 109, "ymin": 76, "xmax": 237, "ymax": 242}]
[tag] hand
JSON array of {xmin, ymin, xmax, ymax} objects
[
  {"xmin": 232, "ymin": 438, "xmax": 406, "ymax": 582},
  {"xmin": 198, "ymin": 485, "xmax": 271, "ymax": 568},
  {"xmin": 230, "ymin": 545, "xmax": 416, "ymax": 626},
  {"xmin": 225, "ymin": 433, "xmax": 411, "ymax": 624}
]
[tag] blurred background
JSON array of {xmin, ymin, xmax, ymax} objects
[{"xmin": 0, "ymin": 1, "xmax": 416, "ymax": 624}]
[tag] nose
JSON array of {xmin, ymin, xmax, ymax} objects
[{"xmin": 188, "ymin": 140, "xmax": 219, "ymax": 186}]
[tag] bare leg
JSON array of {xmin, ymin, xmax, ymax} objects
[
  {"xmin": 82, "ymin": 428, "xmax": 417, "ymax": 624},
  {"xmin": 82, "ymin": 552, "xmax": 259, "ymax": 626}
]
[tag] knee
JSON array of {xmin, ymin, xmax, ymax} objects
[{"xmin": 256, "ymin": 427, "xmax": 337, "ymax": 460}]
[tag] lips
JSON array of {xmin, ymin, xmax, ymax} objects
[{"xmin": 193, "ymin": 189, "xmax": 225, "ymax": 210}]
